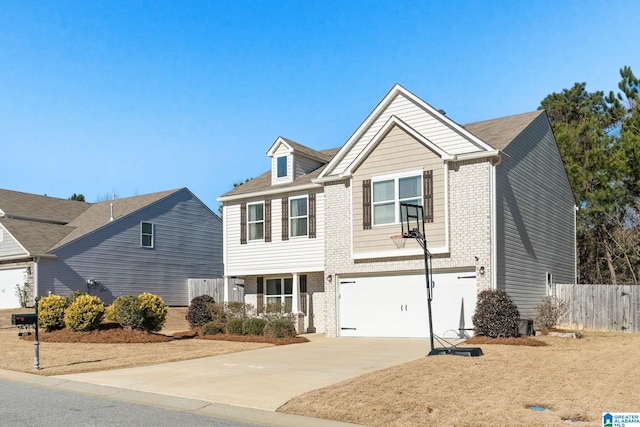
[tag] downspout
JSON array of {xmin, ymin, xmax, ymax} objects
[{"xmin": 490, "ymin": 156, "xmax": 502, "ymax": 290}]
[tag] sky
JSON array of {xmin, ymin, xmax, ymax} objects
[{"xmin": 1, "ymin": 0, "xmax": 639, "ymax": 212}]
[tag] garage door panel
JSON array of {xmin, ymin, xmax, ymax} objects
[
  {"xmin": 0, "ymin": 268, "xmax": 26, "ymax": 309},
  {"xmin": 339, "ymin": 272, "xmax": 476, "ymax": 338}
]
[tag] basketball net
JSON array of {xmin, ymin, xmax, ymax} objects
[{"xmin": 390, "ymin": 234, "xmax": 407, "ymax": 249}]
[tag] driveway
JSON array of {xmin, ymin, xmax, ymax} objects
[{"xmin": 55, "ymin": 335, "xmax": 429, "ymax": 411}]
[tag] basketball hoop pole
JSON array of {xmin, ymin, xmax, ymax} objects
[{"xmin": 410, "ymin": 229, "xmax": 435, "ymax": 354}]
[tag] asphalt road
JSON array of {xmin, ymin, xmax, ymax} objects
[{"xmin": 0, "ymin": 379, "xmax": 261, "ymax": 427}]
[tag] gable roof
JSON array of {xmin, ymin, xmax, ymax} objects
[
  {"xmin": 463, "ymin": 110, "xmax": 545, "ymax": 151},
  {"xmin": 319, "ymin": 84, "xmax": 496, "ymax": 179},
  {"xmin": 267, "ymin": 137, "xmax": 334, "ymax": 162},
  {"xmin": 0, "ymin": 188, "xmax": 185, "ymax": 256}
]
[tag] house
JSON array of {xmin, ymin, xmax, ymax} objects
[
  {"xmin": 218, "ymin": 84, "xmax": 577, "ymax": 338},
  {"xmin": 0, "ymin": 188, "xmax": 222, "ymax": 308}
]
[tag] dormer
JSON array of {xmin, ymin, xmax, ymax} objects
[{"xmin": 267, "ymin": 137, "xmax": 331, "ymax": 186}]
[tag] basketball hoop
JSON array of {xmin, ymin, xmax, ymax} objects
[{"xmin": 390, "ymin": 234, "xmax": 407, "ymax": 249}]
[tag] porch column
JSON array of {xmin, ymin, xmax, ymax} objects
[
  {"xmin": 291, "ymin": 272, "xmax": 300, "ymax": 314},
  {"xmin": 223, "ymin": 276, "xmax": 230, "ymax": 303}
]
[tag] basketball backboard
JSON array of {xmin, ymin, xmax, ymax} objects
[{"xmin": 400, "ymin": 203, "xmax": 425, "ymax": 239}]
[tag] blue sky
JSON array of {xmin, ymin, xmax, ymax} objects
[{"xmin": 1, "ymin": 1, "xmax": 638, "ymax": 212}]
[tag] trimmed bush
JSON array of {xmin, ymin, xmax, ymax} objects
[
  {"xmin": 186, "ymin": 295, "xmax": 217, "ymax": 328},
  {"xmin": 110, "ymin": 295, "xmax": 145, "ymax": 329},
  {"xmin": 264, "ymin": 318, "xmax": 297, "ymax": 338},
  {"xmin": 202, "ymin": 320, "xmax": 225, "ymax": 336},
  {"xmin": 226, "ymin": 318, "xmax": 244, "ymax": 335},
  {"xmin": 139, "ymin": 292, "xmax": 168, "ymax": 332},
  {"xmin": 225, "ymin": 301, "xmax": 256, "ymax": 319},
  {"xmin": 104, "ymin": 303, "xmax": 117, "ymax": 322},
  {"xmin": 472, "ymin": 289, "xmax": 520, "ymax": 338},
  {"xmin": 535, "ymin": 296, "xmax": 568, "ymax": 330},
  {"xmin": 64, "ymin": 295, "xmax": 105, "ymax": 332},
  {"xmin": 262, "ymin": 302, "xmax": 290, "ymax": 322},
  {"xmin": 65, "ymin": 289, "xmax": 87, "ymax": 307},
  {"xmin": 243, "ymin": 318, "xmax": 267, "ymax": 336},
  {"xmin": 38, "ymin": 294, "xmax": 67, "ymax": 331}
]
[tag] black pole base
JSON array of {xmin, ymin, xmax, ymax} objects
[{"xmin": 428, "ymin": 347, "xmax": 483, "ymax": 357}]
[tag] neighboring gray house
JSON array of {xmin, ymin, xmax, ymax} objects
[
  {"xmin": 0, "ymin": 188, "xmax": 222, "ymax": 307},
  {"xmin": 219, "ymin": 84, "xmax": 577, "ymax": 338}
]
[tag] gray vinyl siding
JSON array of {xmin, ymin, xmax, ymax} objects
[
  {"xmin": 0, "ymin": 227, "xmax": 26, "ymax": 258},
  {"xmin": 293, "ymin": 155, "xmax": 324, "ymax": 181},
  {"xmin": 495, "ymin": 113, "xmax": 576, "ymax": 315},
  {"xmin": 37, "ymin": 189, "xmax": 223, "ymax": 306}
]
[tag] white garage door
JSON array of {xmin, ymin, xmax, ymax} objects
[
  {"xmin": 339, "ymin": 272, "xmax": 477, "ymax": 338},
  {"xmin": 0, "ymin": 268, "xmax": 26, "ymax": 309}
]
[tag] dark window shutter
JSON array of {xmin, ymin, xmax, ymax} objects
[
  {"xmin": 300, "ymin": 274, "xmax": 308, "ymax": 315},
  {"xmin": 281, "ymin": 197, "xmax": 289, "ymax": 241},
  {"xmin": 240, "ymin": 203, "xmax": 247, "ymax": 244},
  {"xmin": 257, "ymin": 277, "xmax": 264, "ymax": 313},
  {"xmin": 265, "ymin": 199, "xmax": 272, "ymax": 243},
  {"xmin": 362, "ymin": 179, "xmax": 371, "ymax": 230},
  {"xmin": 424, "ymin": 170, "xmax": 434, "ymax": 223},
  {"xmin": 308, "ymin": 194, "xmax": 316, "ymax": 239}
]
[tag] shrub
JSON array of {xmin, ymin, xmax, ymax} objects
[
  {"xmin": 264, "ymin": 318, "xmax": 297, "ymax": 338},
  {"xmin": 64, "ymin": 294, "xmax": 105, "ymax": 332},
  {"xmin": 110, "ymin": 295, "xmax": 145, "ymax": 329},
  {"xmin": 38, "ymin": 294, "xmax": 67, "ymax": 331},
  {"xmin": 202, "ymin": 320, "xmax": 225, "ymax": 336},
  {"xmin": 226, "ymin": 318, "xmax": 244, "ymax": 335},
  {"xmin": 186, "ymin": 295, "xmax": 216, "ymax": 328},
  {"xmin": 225, "ymin": 301, "xmax": 256, "ymax": 319},
  {"xmin": 139, "ymin": 292, "xmax": 168, "ymax": 332},
  {"xmin": 243, "ymin": 318, "xmax": 267, "ymax": 336},
  {"xmin": 472, "ymin": 289, "xmax": 520, "ymax": 338},
  {"xmin": 65, "ymin": 289, "xmax": 87, "ymax": 307},
  {"xmin": 535, "ymin": 296, "xmax": 569, "ymax": 330},
  {"xmin": 104, "ymin": 303, "xmax": 117, "ymax": 322},
  {"xmin": 15, "ymin": 282, "xmax": 31, "ymax": 308},
  {"xmin": 262, "ymin": 302, "xmax": 290, "ymax": 322}
]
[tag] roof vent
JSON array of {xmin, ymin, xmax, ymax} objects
[{"xmin": 438, "ymin": 109, "xmax": 447, "ymax": 115}]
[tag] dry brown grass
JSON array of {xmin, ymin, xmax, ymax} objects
[
  {"xmin": 0, "ymin": 307, "xmax": 274, "ymax": 376},
  {"xmin": 280, "ymin": 332, "xmax": 639, "ymax": 426}
]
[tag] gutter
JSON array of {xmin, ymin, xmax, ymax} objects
[{"xmin": 217, "ymin": 183, "xmax": 322, "ymax": 203}]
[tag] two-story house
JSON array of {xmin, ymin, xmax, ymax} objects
[{"xmin": 218, "ymin": 84, "xmax": 576, "ymax": 338}]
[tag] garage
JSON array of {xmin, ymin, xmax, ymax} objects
[
  {"xmin": 0, "ymin": 268, "xmax": 27, "ymax": 309},
  {"xmin": 339, "ymin": 272, "xmax": 477, "ymax": 338}
]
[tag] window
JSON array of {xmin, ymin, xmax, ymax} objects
[
  {"xmin": 372, "ymin": 174, "xmax": 422, "ymax": 225},
  {"xmin": 290, "ymin": 197, "xmax": 308, "ymax": 237},
  {"xmin": 266, "ymin": 278, "xmax": 293, "ymax": 312},
  {"xmin": 247, "ymin": 202, "xmax": 264, "ymax": 240},
  {"xmin": 141, "ymin": 222, "xmax": 154, "ymax": 247},
  {"xmin": 277, "ymin": 156, "xmax": 288, "ymax": 178}
]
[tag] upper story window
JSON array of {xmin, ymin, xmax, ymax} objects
[
  {"xmin": 290, "ymin": 196, "xmax": 308, "ymax": 237},
  {"xmin": 141, "ymin": 222, "xmax": 154, "ymax": 247},
  {"xmin": 373, "ymin": 173, "xmax": 422, "ymax": 226},
  {"xmin": 277, "ymin": 155, "xmax": 288, "ymax": 178},
  {"xmin": 247, "ymin": 202, "xmax": 264, "ymax": 240}
]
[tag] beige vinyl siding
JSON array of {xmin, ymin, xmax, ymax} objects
[
  {"xmin": 495, "ymin": 113, "xmax": 576, "ymax": 315},
  {"xmin": 336, "ymin": 93, "xmax": 483, "ymax": 175},
  {"xmin": 352, "ymin": 125, "xmax": 446, "ymax": 254},
  {"xmin": 225, "ymin": 191, "xmax": 325, "ymax": 276}
]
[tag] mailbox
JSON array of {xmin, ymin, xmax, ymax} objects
[{"xmin": 11, "ymin": 313, "xmax": 37, "ymax": 326}]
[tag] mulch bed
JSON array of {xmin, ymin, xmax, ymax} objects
[
  {"xmin": 465, "ymin": 336, "xmax": 547, "ymax": 346},
  {"xmin": 20, "ymin": 322, "xmax": 309, "ymax": 345}
]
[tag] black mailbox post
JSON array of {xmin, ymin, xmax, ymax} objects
[{"xmin": 11, "ymin": 298, "xmax": 40, "ymax": 370}]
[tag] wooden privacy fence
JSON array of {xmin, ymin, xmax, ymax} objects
[
  {"xmin": 556, "ymin": 284, "xmax": 640, "ymax": 333},
  {"xmin": 187, "ymin": 278, "xmax": 245, "ymax": 304}
]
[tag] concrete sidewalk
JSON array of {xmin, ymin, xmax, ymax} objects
[{"xmin": 54, "ymin": 335, "xmax": 429, "ymax": 411}]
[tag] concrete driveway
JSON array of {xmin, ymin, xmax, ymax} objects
[{"xmin": 55, "ymin": 335, "xmax": 429, "ymax": 411}]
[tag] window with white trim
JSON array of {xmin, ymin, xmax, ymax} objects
[
  {"xmin": 277, "ymin": 155, "xmax": 288, "ymax": 178},
  {"xmin": 289, "ymin": 196, "xmax": 308, "ymax": 237},
  {"xmin": 247, "ymin": 202, "xmax": 264, "ymax": 240},
  {"xmin": 266, "ymin": 277, "xmax": 293, "ymax": 312},
  {"xmin": 141, "ymin": 222, "xmax": 154, "ymax": 247},
  {"xmin": 372, "ymin": 173, "xmax": 422, "ymax": 225}
]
